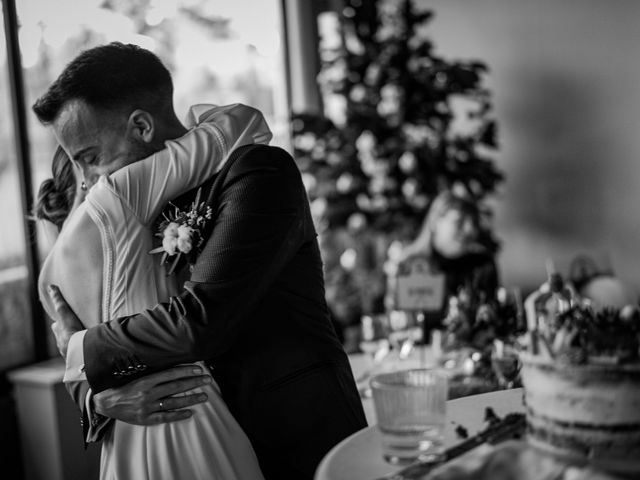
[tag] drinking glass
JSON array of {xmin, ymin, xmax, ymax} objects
[
  {"xmin": 360, "ymin": 314, "xmax": 391, "ymax": 364},
  {"xmin": 358, "ymin": 314, "xmax": 391, "ymax": 394},
  {"xmin": 370, "ymin": 369, "xmax": 448, "ymax": 465},
  {"xmin": 491, "ymin": 339, "xmax": 521, "ymax": 389},
  {"xmin": 387, "ymin": 310, "xmax": 421, "ymax": 360}
]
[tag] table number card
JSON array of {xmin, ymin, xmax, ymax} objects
[{"xmin": 394, "ymin": 256, "xmax": 446, "ymax": 311}]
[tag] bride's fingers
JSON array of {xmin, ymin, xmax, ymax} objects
[
  {"xmin": 48, "ymin": 285, "xmax": 72, "ymax": 315},
  {"xmin": 50, "ymin": 321, "xmax": 70, "ymax": 357},
  {"xmin": 47, "ymin": 285, "xmax": 83, "ymax": 328}
]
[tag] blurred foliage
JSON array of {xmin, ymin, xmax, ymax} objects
[{"xmin": 291, "ymin": 0, "xmax": 504, "ymax": 333}]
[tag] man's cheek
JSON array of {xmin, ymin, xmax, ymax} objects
[
  {"xmin": 100, "ymin": 158, "xmax": 129, "ymax": 176},
  {"xmin": 93, "ymin": 164, "xmax": 116, "ymax": 177},
  {"xmin": 80, "ymin": 167, "xmax": 102, "ymax": 188}
]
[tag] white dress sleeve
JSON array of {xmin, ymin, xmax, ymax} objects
[{"xmin": 104, "ymin": 103, "xmax": 272, "ymax": 225}]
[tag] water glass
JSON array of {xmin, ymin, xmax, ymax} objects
[{"xmin": 370, "ymin": 369, "xmax": 448, "ymax": 465}]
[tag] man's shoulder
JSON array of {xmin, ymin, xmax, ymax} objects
[
  {"xmin": 223, "ymin": 144, "xmax": 296, "ymax": 178},
  {"xmin": 231, "ymin": 144, "xmax": 293, "ymax": 163}
]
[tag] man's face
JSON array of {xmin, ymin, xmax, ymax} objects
[{"xmin": 52, "ymin": 99, "xmax": 149, "ymax": 189}]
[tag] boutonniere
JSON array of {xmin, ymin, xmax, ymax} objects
[{"xmin": 149, "ymin": 188, "xmax": 212, "ymax": 275}]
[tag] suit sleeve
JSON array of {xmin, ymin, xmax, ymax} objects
[
  {"xmin": 82, "ymin": 147, "xmax": 312, "ymax": 393},
  {"xmin": 65, "ymin": 379, "xmax": 113, "ymax": 444}
]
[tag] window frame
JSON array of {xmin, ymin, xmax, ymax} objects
[{"xmin": 2, "ymin": 0, "xmax": 48, "ymax": 366}]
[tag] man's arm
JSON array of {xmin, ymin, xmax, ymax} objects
[
  {"xmin": 48, "ymin": 285, "xmax": 213, "ymax": 425},
  {"xmin": 84, "ymin": 146, "xmax": 312, "ymax": 393},
  {"xmin": 66, "ymin": 380, "xmax": 115, "ymax": 443}
]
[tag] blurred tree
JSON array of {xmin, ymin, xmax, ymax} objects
[{"xmin": 291, "ymin": 0, "xmax": 503, "ymax": 346}]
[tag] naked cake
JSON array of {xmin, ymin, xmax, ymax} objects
[{"xmin": 520, "ymin": 303, "xmax": 640, "ymax": 477}]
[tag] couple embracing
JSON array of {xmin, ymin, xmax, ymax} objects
[{"xmin": 35, "ymin": 42, "xmax": 366, "ymax": 480}]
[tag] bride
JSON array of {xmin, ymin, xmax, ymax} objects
[{"xmin": 36, "ymin": 102, "xmax": 270, "ymax": 480}]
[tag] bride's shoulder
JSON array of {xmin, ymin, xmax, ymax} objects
[{"xmin": 85, "ymin": 174, "xmax": 132, "ymax": 209}]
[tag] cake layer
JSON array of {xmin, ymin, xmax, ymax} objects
[
  {"xmin": 527, "ymin": 407, "xmax": 640, "ymax": 455},
  {"xmin": 528, "ymin": 432, "xmax": 640, "ymax": 476},
  {"xmin": 521, "ymin": 353, "xmax": 640, "ymax": 475},
  {"xmin": 521, "ymin": 354, "xmax": 640, "ymax": 424}
]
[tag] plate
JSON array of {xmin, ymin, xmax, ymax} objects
[{"xmin": 315, "ymin": 388, "xmax": 525, "ymax": 480}]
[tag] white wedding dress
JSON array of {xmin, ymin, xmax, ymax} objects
[{"xmin": 38, "ymin": 104, "xmax": 270, "ymax": 480}]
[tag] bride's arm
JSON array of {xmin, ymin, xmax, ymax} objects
[{"xmin": 108, "ymin": 103, "xmax": 272, "ymax": 224}]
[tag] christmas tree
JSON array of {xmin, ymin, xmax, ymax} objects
[{"xmin": 291, "ymin": 0, "xmax": 503, "ymax": 341}]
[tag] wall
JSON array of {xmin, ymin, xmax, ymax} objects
[
  {"xmin": 0, "ymin": 386, "xmax": 24, "ymax": 479},
  {"xmin": 420, "ymin": 0, "xmax": 640, "ymax": 292}
]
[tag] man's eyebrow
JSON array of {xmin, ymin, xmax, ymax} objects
[{"xmin": 71, "ymin": 146, "xmax": 96, "ymax": 161}]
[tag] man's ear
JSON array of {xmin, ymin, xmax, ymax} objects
[{"xmin": 126, "ymin": 109, "xmax": 155, "ymax": 143}]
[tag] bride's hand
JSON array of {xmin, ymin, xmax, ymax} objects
[
  {"xmin": 47, "ymin": 284, "xmax": 84, "ymax": 357},
  {"xmin": 92, "ymin": 365, "xmax": 212, "ymax": 425}
]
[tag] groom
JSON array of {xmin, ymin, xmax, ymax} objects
[{"xmin": 38, "ymin": 42, "xmax": 366, "ymax": 479}]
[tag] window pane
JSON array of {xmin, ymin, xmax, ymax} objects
[
  {"xmin": 21, "ymin": 0, "xmax": 289, "ymax": 261},
  {"xmin": 0, "ymin": 4, "xmax": 34, "ymax": 370},
  {"xmin": 21, "ymin": 0, "xmax": 289, "ymax": 194}
]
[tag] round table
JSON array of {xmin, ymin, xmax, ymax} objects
[{"xmin": 315, "ymin": 388, "xmax": 525, "ymax": 480}]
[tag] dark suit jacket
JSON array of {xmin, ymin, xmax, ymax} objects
[{"xmin": 79, "ymin": 144, "xmax": 367, "ymax": 479}]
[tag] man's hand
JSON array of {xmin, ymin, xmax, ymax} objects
[
  {"xmin": 47, "ymin": 284, "xmax": 84, "ymax": 357},
  {"xmin": 92, "ymin": 365, "xmax": 211, "ymax": 425}
]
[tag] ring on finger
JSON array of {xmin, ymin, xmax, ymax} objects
[{"xmin": 159, "ymin": 400, "xmax": 164, "ymax": 410}]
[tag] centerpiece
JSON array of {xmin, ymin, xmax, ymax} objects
[{"xmin": 437, "ymin": 285, "xmax": 526, "ymax": 396}]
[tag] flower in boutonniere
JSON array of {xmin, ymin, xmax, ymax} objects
[
  {"xmin": 176, "ymin": 225, "xmax": 194, "ymax": 253},
  {"xmin": 149, "ymin": 188, "xmax": 212, "ymax": 275}
]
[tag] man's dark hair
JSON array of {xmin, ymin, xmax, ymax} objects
[{"xmin": 33, "ymin": 42, "xmax": 173, "ymax": 124}]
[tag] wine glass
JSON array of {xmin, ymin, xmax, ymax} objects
[
  {"xmin": 358, "ymin": 314, "xmax": 391, "ymax": 393},
  {"xmin": 491, "ymin": 339, "xmax": 522, "ymax": 389},
  {"xmin": 387, "ymin": 310, "xmax": 424, "ymax": 361},
  {"xmin": 360, "ymin": 314, "xmax": 391, "ymax": 362}
]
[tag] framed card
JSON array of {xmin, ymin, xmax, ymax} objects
[{"xmin": 394, "ymin": 256, "xmax": 446, "ymax": 311}]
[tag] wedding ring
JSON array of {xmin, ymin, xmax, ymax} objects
[
  {"xmin": 81, "ymin": 181, "xmax": 88, "ymax": 191},
  {"xmin": 159, "ymin": 401, "xmax": 164, "ymax": 410}
]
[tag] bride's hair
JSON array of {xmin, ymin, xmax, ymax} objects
[{"xmin": 35, "ymin": 146, "xmax": 76, "ymax": 231}]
